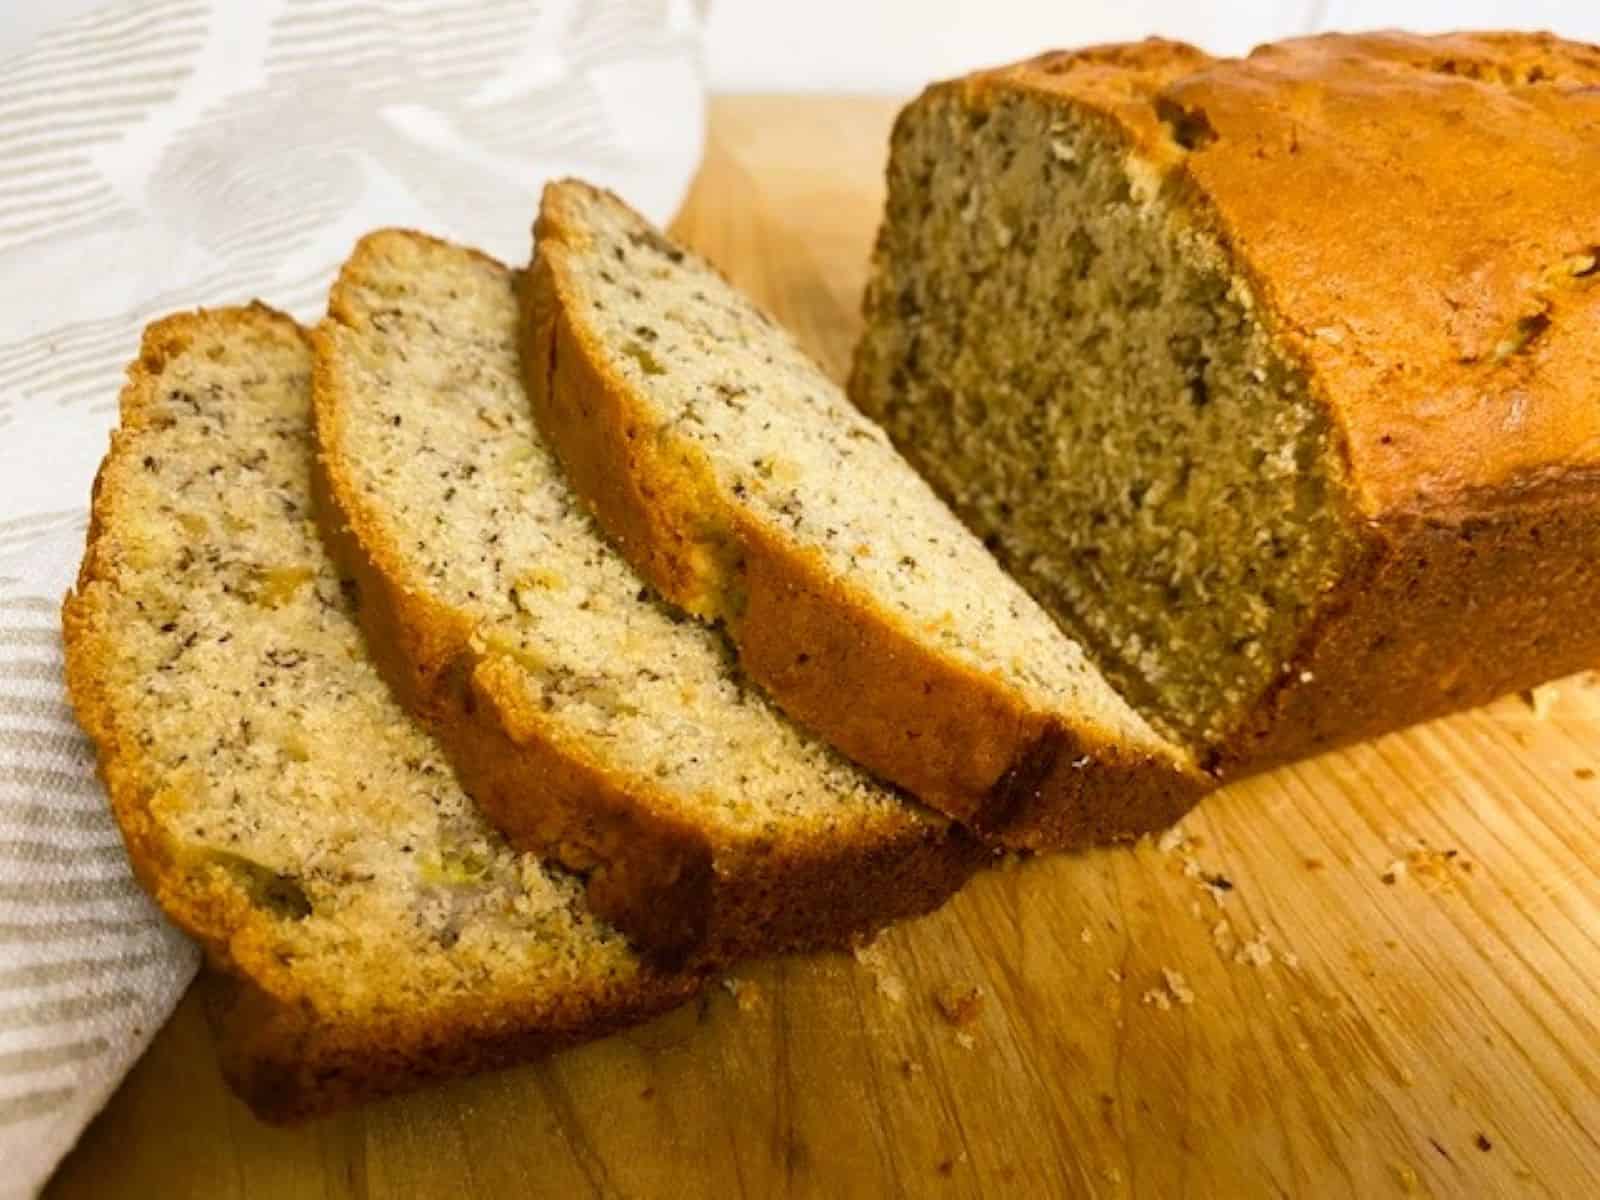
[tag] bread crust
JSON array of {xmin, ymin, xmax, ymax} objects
[
  {"xmin": 524, "ymin": 184, "xmax": 1208, "ymax": 849},
  {"xmin": 313, "ymin": 231, "xmax": 982, "ymax": 968},
  {"xmin": 927, "ymin": 32, "xmax": 1600, "ymax": 771},
  {"xmin": 62, "ymin": 305, "xmax": 698, "ymax": 1122}
]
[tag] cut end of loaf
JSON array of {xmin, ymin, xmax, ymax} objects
[{"xmin": 852, "ymin": 81, "xmax": 1362, "ymax": 751}]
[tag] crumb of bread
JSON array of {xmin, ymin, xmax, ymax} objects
[
  {"xmin": 731, "ymin": 979, "xmax": 764, "ymax": 1014},
  {"xmin": 1162, "ymin": 968, "xmax": 1195, "ymax": 1006},
  {"xmin": 854, "ymin": 940, "xmax": 906, "ymax": 1004},
  {"xmin": 1392, "ymin": 1163, "xmax": 1421, "ymax": 1194},
  {"xmin": 853, "ymin": 939, "xmax": 885, "ymax": 967},
  {"xmin": 1235, "ymin": 933, "xmax": 1274, "ymax": 967},
  {"xmin": 1576, "ymin": 767, "xmax": 1595, "ymax": 780},
  {"xmin": 1080, "ymin": 926, "xmax": 1094, "ymax": 944},
  {"xmin": 954, "ymin": 1031, "xmax": 977, "ymax": 1051},
  {"xmin": 1156, "ymin": 824, "xmax": 1187, "ymax": 855},
  {"xmin": 1211, "ymin": 918, "xmax": 1235, "ymax": 951},
  {"xmin": 933, "ymin": 985, "xmax": 984, "ymax": 1027},
  {"xmin": 1140, "ymin": 969, "xmax": 1195, "ymax": 1010},
  {"xmin": 1383, "ymin": 845, "xmax": 1470, "ymax": 890},
  {"xmin": 900, "ymin": 1057, "xmax": 924, "ymax": 1078},
  {"xmin": 1521, "ymin": 683, "xmax": 1559, "ymax": 718}
]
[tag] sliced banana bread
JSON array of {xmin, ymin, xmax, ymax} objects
[
  {"xmin": 61, "ymin": 305, "xmax": 698, "ymax": 1122},
  {"xmin": 850, "ymin": 33, "xmax": 1600, "ymax": 770},
  {"xmin": 312, "ymin": 231, "xmax": 980, "ymax": 968},
  {"xmin": 522, "ymin": 180, "xmax": 1207, "ymax": 849}
]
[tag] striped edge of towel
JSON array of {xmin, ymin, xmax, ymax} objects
[{"xmin": 0, "ymin": 523, "xmax": 198, "ymax": 1200}]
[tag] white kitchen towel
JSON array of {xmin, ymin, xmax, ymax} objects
[{"xmin": 0, "ymin": 2, "xmax": 707, "ymax": 1194}]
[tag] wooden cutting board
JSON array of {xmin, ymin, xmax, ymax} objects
[{"xmin": 49, "ymin": 95, "xmax": 1600, "ymax": 1200}]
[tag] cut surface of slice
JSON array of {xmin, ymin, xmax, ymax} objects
[
  {"xmin": 62, "ymin": 305, "xmax": 696, "ymax": 1122},
  {"xmin": 313, "ymin": 232, "xmax": 980, "ymax": 967},
  {"xmin": 523, "ymin": 179, "xmax": 1207, "ymax": 848}
]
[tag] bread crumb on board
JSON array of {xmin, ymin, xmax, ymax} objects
[
  {"xmin": 1520, "ymin": 683, "xmax": 1560, "ymax": 718},
  {"xmin": 1234, "ymin": 933, "xmax": 1274, "ymax": 968},
  {"xmin": 933, "ymin": 985, "xmax": 985, "ymax": 1027},
  {"xmin": 721, "ymin": 976, "xmax": 765, "ymax": 1014},
  {"xmin": 1381, "ymin": 843, "xmax": 1471, "ymax": 889},
  {"xmin": 1141, "ymin": 968, "xmax": 1195, "ymax": 1010},
  {"xmin": 853, "ymin": 939, "xmax": 907, "ymax": 1004}
]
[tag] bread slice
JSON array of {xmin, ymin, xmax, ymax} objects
[
  {"xmin": 61, "ymin": 305, "xmax": 698, "ymax": 1122},
  {"xmin": 311, "ymin": 231, "xmax": 980, "ymax": 969},
  {"xmin": 848, "ymin": 34, "xmax": 1600, "ymax": 771},
  {"xmin": 522, "ymin": 180, "xmax": 1207, "ymax": 849}
]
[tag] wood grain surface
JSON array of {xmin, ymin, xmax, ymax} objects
[{"xmin": 49, "ymin": 95, "xmax": 1600, "ymax": 1200}]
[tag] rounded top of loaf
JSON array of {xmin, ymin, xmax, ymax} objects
[{"xmin": 959, "ymin": 31, "xmax": 1600, "ymax": 513}]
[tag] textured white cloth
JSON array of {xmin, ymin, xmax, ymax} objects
[{"xmin": 0, "ymin": 2, "xmax": 706, "ymax": 1194}]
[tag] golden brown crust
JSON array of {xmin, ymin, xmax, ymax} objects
[
  {"xmin": 313, "ymin": 232, "xmax": 982, "ymax": 966},
  {"xmin": 939, "ymin": 32, "xmax": 1600, "ymax": 770},
  {"xmin": 62, "ymin": 305, "xmax": 698, "ymax": 1122},
  {"xmin": 525, "ymin": 183, "xmax": 1208, "ymax": 850}
]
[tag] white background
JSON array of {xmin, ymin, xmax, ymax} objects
[
  {"xmin": 7, "ymin": 1, "xmax": 1600, "ymax": 92},
  {"xmin": 704, "ymin": 0, "xmax": 1600, "ymax": 90}
]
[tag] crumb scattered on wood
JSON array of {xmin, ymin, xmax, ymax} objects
[
  {"xmin": 1080, "ymin": 926, "xmax": 1094, "ymax": 945},
  {"xmin": 1476, "ymin": 1133, "xmax": 1493, "ymax": 1152},
  {"xmin": 954, "ymin": 1031, "xmax": 977, "ymax": 1051},
  {"xmin": 854, "ymin": 940, "xmax": 906, "ymax": 1004},
  {"xmin": 1234, "ymin": 932, "xmax": 1274, "ymax": 968},
  {"xmin": 933, "ymin": 985, "xmax": 984, "ymax": 1027},
  {"xmin": 722, "ymin": 976, "xmax": 764, "ymax": 1014},
  {"xmin": 1576, "ymin": 767, "xmax": 1595, "ymax": 781},
  {"xmin": 900, "ymin": 1057, "xmax": 924, "ymax": 1079},
  {"xmin": 1382, "ymin": 844, "xmax": 1471, "ymax": 890},
  {"xmin": 1521, "ymin": 683, "xmax": 1559, "ymax": 718},
  {"xmin": 1141, "ymin": 968, "xmax": 1195, "ymax": 1010},
  {"xmin": 1163, "ymin": 968, "xmax": 1195, "ymax": 1006}
]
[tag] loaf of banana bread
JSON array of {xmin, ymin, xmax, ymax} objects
[{"xmin": 851, "ymin": 31, "xmax": 1600, "ymax": 771}]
